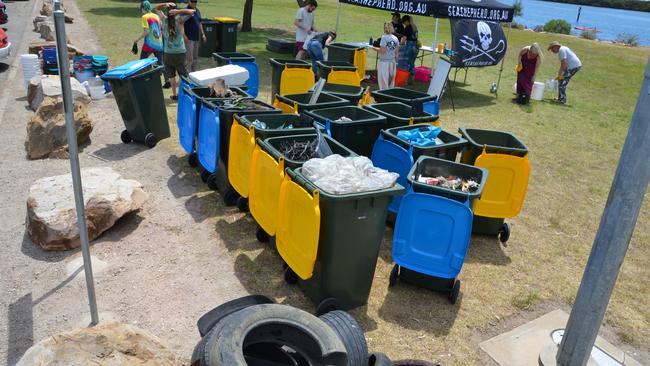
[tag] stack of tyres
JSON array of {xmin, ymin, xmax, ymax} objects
[
  {"xmin": 228, "ymin": 113, "xmax": 325, "ymax": 213},
  {"xmin": 371, "ymin": 88, "xmax": 437, "ymax": 114},
  {"xmin": 458, "ymin": 128, "xmax": 531, "ymax": 243},
  {"xmin": 390, "ymin": 156, "xmax": 488, "ymax": 304},
  {"xmin": 250, "ymin": 133, "xmax": 356, "ymax": 243},
  {"xmin": 304, "ymin": 106, "xmax": 386, "ymax": 157},
  {"xmin": 278, "ymin": 168, "xmax": 403, "ymax": 314},
  {"xmin": 274, "ymin": 92, "xmax": 349, "ymax": 114},
  {"xmin": 363, "ymin": 102, "xmax": 439, "ymax": 129},
  {"xmin": 212, "ymin": 52, "xmax": 259, "ymax": 97},
  {"xmin": 370, "ymin": 126, "xmax": 466, "ymax": 213},
  {"xmin": 101, "ymin": 58, "xmax": 169, "ymax": 148}
]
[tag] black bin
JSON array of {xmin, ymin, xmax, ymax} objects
[
  {"xmin": 199, "ymin": 20, "xmax": 218, "ymax": 58},
  {"xmin": 215, "ymin": 17, "xmax": 240, "ymax": 52}
]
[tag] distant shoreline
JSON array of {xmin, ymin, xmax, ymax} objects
[{"xmin": 540, "ymin": 0, "xmax": 650, "ymax": 13}]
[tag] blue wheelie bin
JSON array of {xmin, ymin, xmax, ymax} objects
[
  {"xmin": 213, "ymin": 52, "xmax": 259, "ymax": 97},
  {"xmin": 389, "ymin": 156, "xmax": 488, "ymax": 304}
]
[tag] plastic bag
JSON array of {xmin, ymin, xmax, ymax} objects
[
  {"xmin": 396, "ymin": 125, "xmax": 442, "ymax": 147},
  {"xmin": 546, "ymin": 79, "xmax": 558, "ymax": 92},
  {"xmin": 303, "ymin": 155, "xmax": 399, "ymax": 194},
  {"xmin": 313, "ymin": 122, "xmax": 333, "ymax": 158}
]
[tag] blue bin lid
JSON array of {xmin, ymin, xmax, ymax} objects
[{"xmin": 101, "ymin": 58, "xmax": 157, "ymax": 79}]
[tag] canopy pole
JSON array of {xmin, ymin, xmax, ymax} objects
[
  {"xmin": 494, "ymin": 22, "xmax": 511, "ymax": 97},
  {"xmin": 431, "ymin": 18, "xmax": 439, "ymax": 73},
  {"xmin": 335, "ymin": 0, "xmax": 341, "ymax": 34},
  {"xmin": 53, "ymin": 0, "xmax": 99, "ymax": 326},
  {"xmin": 556, "ymin": 60, "xmax": 650, "ymax": 366}
]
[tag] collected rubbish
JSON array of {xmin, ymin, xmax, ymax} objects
[
  {"xmin": 303, "ymin": 155, "xmax": 399, "ymax": 194},
  {"xmin": 416, "ymin": 174, "xmax": 480, "ymax": 193},
  {"xmin": 208, "ymin": 79, "xmax": 236, "ymax": 98},
  {"xmin": 221, "ymin": 99, "xmax": 272, "ymax": 110},
  {"xmin": 397, "ymin": 125, "xmax": 443, "ymax": 147},
  {"xmin": 278, "ymin": 139, "xmax": 319, "ymax": 161},
  {"xmin": 251, "ymin": 119, "xmax": 297, "ymax": 130},
  {"xmin": 334, "ymin": 116, "xmax": 352, "ymax": 122}
]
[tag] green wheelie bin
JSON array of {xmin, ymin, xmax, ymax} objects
[
  {"xmin": 274, "ymin": 92, "xmax": 350, "ymax": 114},
  {"xmin": 363, "ymin": 102, "xmax": 439, "ymax": 129},
  {"xmin": 269, "ymin": 58, "xmax": 312, "ymax": 101},
  {"xmin": 316, "ymin": 61, "xmax": 357, "ymax": 80},
  {"xmin": 280, "ymin": 168, "xmax": 404, "ymax": 314},
  {"xmin": 199, "ymin": 20, "xmax": 218, "ymax": 58},
  {"xmin": 371, "ymin": 87, "xmax": 436, "ymax": 113},
  {"xmin": 320, "ymin": 83, "xmax": 365, "ymax": 105},
  {"xmin": 305, "ymin": 105, "xmax": 386, "ymax": 157},
  {"xmin": 215, "ymin": 17, "xmax": 240, "ymax": 52},
  {"xmin": 381, "ymin": 125, "xmax": 467, "ymax": 162},
  {"xmin": 101, "ymin": 58, "xmax": 169, "ymax": 148}
]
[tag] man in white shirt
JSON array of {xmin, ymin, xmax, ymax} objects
[
  {"xmin": 548, "ymin": 41, "xmax": 582, "ymax": 104},
  {"xmin": 294, "ymin": 0, "xmax": 317, "ymax": 60}
]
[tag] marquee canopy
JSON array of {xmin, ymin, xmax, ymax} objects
[{"xmin": 338, "ymin": 0, "xmax": 514, "ymax": 22}]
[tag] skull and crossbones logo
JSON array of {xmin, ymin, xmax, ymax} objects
[{"xmin": 459, "ymin": 21, "xmax": 506, "ymax": 63}]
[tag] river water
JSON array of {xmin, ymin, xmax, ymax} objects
[{"xmin": 510, "ymin": 0, "xmax": 650, "ymax": 46}]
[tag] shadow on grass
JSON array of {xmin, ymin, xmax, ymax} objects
[
  {"xmin": 89, "ymin": 142, "xmax": 148, "ymax": 161},
  {"xmin": 87, "ymin": 6, "xmax": 140, "ymax": 18},
  {"xmin": 378, "ymin": 280, "xmax": 460, "ymax": 336},
  {"xmin": 465, "ymin": 235, "xmax": 511, "ymax": 266}
]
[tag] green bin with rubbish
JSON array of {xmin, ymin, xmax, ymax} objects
[
  {"xmin": 274, "ymin": 92, "xmax": 350, "ymax": 114},
  {"xmin": 382, "ymin": 125, "xmax": 467, "ymax": 161},
  {"xmin": 215, "ymin": 17, "xmax": 240, "ymax": 52},
  {"xmin": 305, "ymin": 106, "xmax": 386, "ymax": 157},
  {"xmin": 363, "ymin": 102, "xmax": 439, "ymax": 129},
  {"xmin": 371, "ymin": 87, "xmax": 436, "ymax": 113},
  {"xmin": 199, "ymin": 19, "xmax": 218, "ymax": 58},
  {"xmin": 212, "ymin": 52, "xmax": 255, "ymax": 66},
  {"xmin": 281, "ymin": 167, "xmax": 404, "ymax": 313},
  {"xmin": 316, "ymin": 61, "xmax": 357, "ymax": 80},
  {"xmin": 101, "ymin": 59, "xmax": 169, "ymax": 148},
  {"xmin": 326, "ymin": 43, "xmax": 363, "ymax": 63},
  {"xmin": 321, "ymin": 83, "xmax": 365, "ymax": 105}
]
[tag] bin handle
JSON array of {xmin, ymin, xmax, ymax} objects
[
  {"xmin": 292, "ymin": 102, "xmax": 299, "ymax": 115},
  {"xmin": 408, "ymin": 117, "xmax": 415, "ymax": 125}
]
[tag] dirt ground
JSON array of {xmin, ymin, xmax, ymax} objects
[{"xmin": 1, "ymin": 1, "xmax": 647, "ymax": 365}]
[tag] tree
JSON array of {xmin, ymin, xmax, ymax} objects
[
  {"xmin": 513, "ymin": 0, "xmax": 523, "ymax": 17},
  {"xmin": 242, "ymin": 0, "xmax": 253, "ymax": 32},
  {"xmin": 543, "ymin": 19, "xmax": 571, "ymax": 34}
]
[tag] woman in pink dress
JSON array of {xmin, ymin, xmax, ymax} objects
[{"xmin": 516, "ymin": 43, "xmax": 543, "ymax": 104}]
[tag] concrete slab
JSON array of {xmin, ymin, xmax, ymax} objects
[{"xmin": 479, "ymin": 309, "xmax": 642, "ymax": 366}]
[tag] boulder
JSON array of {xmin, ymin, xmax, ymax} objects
[
  {"xmin": 28, "ymin": 75, "xmax": 91, "ymax": 110},
  {"xmin": 25, "ymin": 96, "xmax": 93, "ymax": 160},
  {"xmin": 26, "ymin": 167, "xmax": 147, "ymax": 251},
  {"xmin": 33, "ymin": 15, "xmax": 47, "ymax": 31},
  {"xmin": 17, "ymin": 323, "xmax": 178, "ymax": 366},
  {"xmin": 38, "ymin": 21, "xmax": 55, "ymax": 41}
]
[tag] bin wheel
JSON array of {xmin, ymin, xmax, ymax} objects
[
  {"xmin": 223, "ymin": 189, "xmax": 239, "ymax": 206},
  {"xmin": 284, "ymin": 267, "xmax": 298, "ymax": 285},
  {"xmin": 389, "ymin": 264, "xmax": 399, "ymax": 287},
  {"xmin": 449, "ymin": 280, "xmax": 461, "ymax": 305},
  {"xmin": 201, "ymin": 170, "xmax": 210, "ymax": 183},
  {"xmin": 316, "ymin": 298, "xmax": 340, "ymax": 316},
  {"xmin": 144, "ymin": 133, "xmax": 157, "ymax": 148},
  {"xmin": 188, "ymin": 153, "xmax": 198, "ymax": 167},
  {"xmin": 256, "ymin": 226, "xmax": 270, "ymax": 243},
  {"xmin": 237, "ymin": 197, "xmax": 249, "ymax": 213},
  {"xmin": 498, "ymin": 222, "xmax": 510, "ymax": 243},
  {"xmin": 120, "ymin": 130, "xmax": 132, "ymax": 144},
  {"xmin": 207, "ymin": 174, "xmax": 219, "ymax": 191}
]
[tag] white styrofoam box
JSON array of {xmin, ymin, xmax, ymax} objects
[{"xmin": 188, "ymin": 64, "xmax": 249, "ymax": 87}]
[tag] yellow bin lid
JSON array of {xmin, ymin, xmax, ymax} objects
[{"xmin": 214, "ymin": 17, "xmax": 240, "ymax": 23}]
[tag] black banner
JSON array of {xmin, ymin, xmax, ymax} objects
[
  {"xmin": 450, "ymin": 19, "xmax": 507, "ymax": 67},
  {"xmin": 338, "ymin": 0, "xmax": 513, "ymax": 22}
]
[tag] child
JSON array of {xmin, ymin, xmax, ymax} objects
[{"xmin": 374, "ymin": 23, "xmax": 399, "ymax": 90}]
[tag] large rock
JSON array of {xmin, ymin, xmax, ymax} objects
[
  {"xmin": 28, "ymin": 75, "xmax": 91, "ymax": 111},
  {"xmin": 38, "ymin": 21, "xmax": 55, "ymax": 41},
  {"xmin": 25, "ymin": 96, "xmax": 93, "ymax": 159},
  {"xmin": 17, "ymin": 323, "xmax": 178, "ymax": 365},
  {"xmin": 26, "ymin": 167, "xmax": 147, "ymax": 251},
  {"xmin": 33, "ymin": 15, "xmax": 47, "ymax": 31}
]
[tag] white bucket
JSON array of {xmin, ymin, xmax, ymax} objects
[
  {"xmin": 531, "ymin": 81, "xmax": 545, "ymax": 101},
  {"xmin": 512, "ymin": 83, "xmax": 517, "ymax": 94},
  {"xmin": 88, "ymin": 85, "xmax": 105, "ymax": 100},
  {"xmin": 21, "ymin": 54, "xmax": 42, "ymax": 89}
]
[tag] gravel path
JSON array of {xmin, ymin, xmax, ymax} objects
[{"xmin": 0, "ymin": 1, "xmax": 249, "ymax": 364}]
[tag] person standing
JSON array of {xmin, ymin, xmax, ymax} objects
[
  {"xmin": 134, "ymin": 1, "xmax": 169, "ymax": 87},
  {"xmin": 390, "ymin": 11, "xmax": 404, "ymax": 39},
  {"xmin": 515, "ymin": 42, "xmax": 543, "ymax": 104},
  {"xmin": 374, "ymin": 22, "xmax": 399, "ymax": 90},
  {"xmin": 183, "ymin": 0, "xmax": 206, "ymax": 73},
  {"xmin": 304, "ymin": 31, "xmax": 337, "ymax": 75},
  {"xmin": 398, "ymin": 15, "xmax": 419, "ymax": 84},
  {"xmin": 294, "ymin": 0, "xmax": 317, "ymax": 60},
  {"xmin": 154, "ymin": 2, "xmax": 195, "ymax": 101},
  {"xmin": 548, "ymin": 41, "xmax": 582, "ymax": 104}
]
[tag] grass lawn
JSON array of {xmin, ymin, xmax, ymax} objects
[{"xmin": 75, "ymin": 0, "xmax": 650, "ymax": 363}]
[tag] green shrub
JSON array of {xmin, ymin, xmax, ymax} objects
[{"xmin": 543, "ymin": 19, "xmax": 571, "ymax": 35}]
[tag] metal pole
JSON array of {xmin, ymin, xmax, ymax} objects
[
  {"xmin": 556, "ymin": 58, "xmax": 650, "ymax": 365},
  {"xmin": 335, "ymin": 0, "xmax": 341, "ymax": 35},
  {"xmin": 494, "ymin": 22, "xmax": 511, "ymax": 96},
  {"xmin": 431, "ymin": 18, "xmax": 439, "ymax": 72},
  {"xmin": 53, "ymin": 0, "xmax": 99, "ymax": 326}
]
